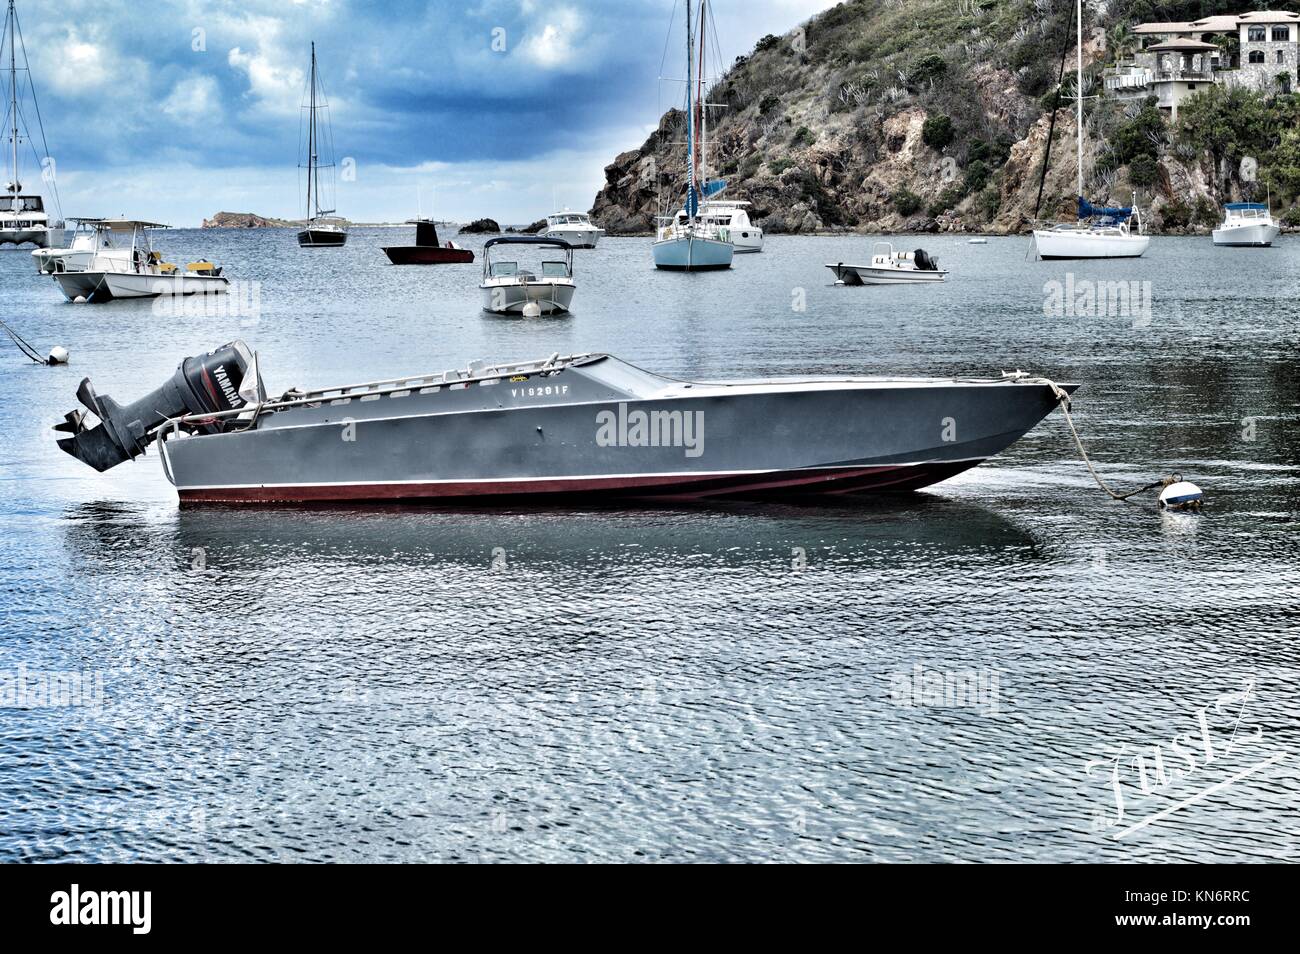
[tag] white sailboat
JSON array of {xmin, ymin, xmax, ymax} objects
[
  {"xmin": 0, "ymin": 0, "xmax": 60, "ymax": 249},
  {"xmin": 297, "ymin": 42, "xmax": 346, "ymax": 248},
  {"xmin": 652, "ymin": 0, "xmax": 733, "ymax": 271},
  {"xmin": 1032, "ymin": 0, "xmax": 1148, "ymax": 260}
]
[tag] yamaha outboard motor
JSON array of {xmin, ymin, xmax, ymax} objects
[
  {"xmin": 56, "ymin": 340, "xmax": 258, "ymax": 472},
  {"xmin": 913, "ymin": 248, "xmax": 938, "ymax": 271}
]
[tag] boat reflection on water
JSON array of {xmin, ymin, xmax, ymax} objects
[{"xmin": 59, "ymin": 495, "xmax": 1041, "ymax": 582}]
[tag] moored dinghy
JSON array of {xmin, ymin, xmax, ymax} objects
[
  {"xmin": 827, "ymin": 243, "xmax": 947, "ymax": 285},
  {"xmin": 55, "ymin": 342, "xmax": 1077, "ymax": 504}
]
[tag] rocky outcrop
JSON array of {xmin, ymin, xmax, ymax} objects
[
  {"xmin": 508, "ymin": 219, "xmax": 547, "ymax": 234},
  {"xmin": 202, "ymin": 211, "xmax": 295, "ymax": 228},
  {"xmin": 458, "ymin": 218, "xmax": 502, "ymax": 234}
]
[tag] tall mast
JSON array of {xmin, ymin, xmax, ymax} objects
[
  {"xmin": 8, "ymin": 0, "xmax": 19, "ymax": 209},
  {"xmin": 307, "ymin": 42, "xmax": 317, "ymax": 219},
  {"xmin": 697, "ymin": 0, "xmax": 707, "ymax": 194},
  {"xmin": 1075, "ymin": 0, "xmax": 1083, "ymax": 200},
  {"xmin": 684, "ymin": 0, "xmax": 695, "ymax": 223}
]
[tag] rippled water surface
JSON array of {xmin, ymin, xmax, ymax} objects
[{"xmin": 1, "ymin": 230, "xmax": 1297, "ymax": 862}]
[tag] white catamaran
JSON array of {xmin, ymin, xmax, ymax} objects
[
  {"xmin": 1032, "ymin": 0, "xmax": 1148, "ymax": 260},
  {"xmin": 652, "ymin": 0, "xmax": 733, "ymax": 271},
  {"xmin": 298, "ymin": 42, "xmax": 346, "ymax": 248},
  {"xmin": 1, "ymin": 0, "xmax": 60, "ymax": 249}
]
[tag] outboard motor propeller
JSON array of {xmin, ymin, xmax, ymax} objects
[{"xmin": 55, "ymin": 340, "xmax": 259, "ymax": 472}]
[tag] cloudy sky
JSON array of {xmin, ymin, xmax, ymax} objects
[{"xmin": 9, "ymin": 0, "xmax": 837, "ymax": 226}]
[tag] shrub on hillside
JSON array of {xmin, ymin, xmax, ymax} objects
[
  {"xmin": 892, "ymin": 189, "xmax": 923, "ymax": 216},
  {"xmin": 1127, "ymin": 154, "xmax": 1159, "ymax": 189},
  {"xmin": 922, "ymin": 114, "xmax": 954, "ymax": 150}
]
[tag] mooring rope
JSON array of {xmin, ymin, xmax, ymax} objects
[
  {"xmin": 1025, "ymin": 373, "xmax": 1182, "ymax": 502},
  {"xmin": 0, "ymin": 317, "xmax": 49, "ymax": 364}
]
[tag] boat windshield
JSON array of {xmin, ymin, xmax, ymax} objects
[
  {"xmin": 490, "ymin": 261, "xmax": 519, "ymax": 277},
  {"xmin": 541, "ymin": 261, "xmax": 570, "ymax": 278}
]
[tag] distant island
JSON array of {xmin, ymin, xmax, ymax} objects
[
  {"xmin": 201, "ymin": 211, "xmax": 298, "ymax": 228},
  {"xmin": 200, "ymin": 212, "xmax": 545, "ymax": 231}
]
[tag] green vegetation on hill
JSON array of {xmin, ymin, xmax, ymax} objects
[{"xmin": 591, "ymin": 0, "xmax": 1300, "ymax": 233}]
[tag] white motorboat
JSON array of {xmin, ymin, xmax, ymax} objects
[
  {"xmin": 651, "ymin": 0, "xmax": 734, "ymax": 271},
  {"xmin": 480, "ymin": 236, "xmax": 575, "ymax": 315},
  {"xmin": 1212, "ymin": 203, "xmax": 1279, "ymax": 247},
  {"xmin": 49, "ymin": 220, "xmax": 229, "ymax": 302},
  {"xmin": 539, "ymin": 210, "xmax": 604, "ymax": 249},
  {"xmin": 33, "ymin": 217, "xmax": 134, "ymax": 274},
  {"xmin": 297, "ymin": 43, "xmax": 347, "ymax": 248},
  {"xmin": 1030, "ymin": 0, "xmax": 1149, "ymax": 260},
  {"xmin": 826, "ymin": 243, "xmax": 948, "ymax": 285},
  {"xmin": 0, "ymin": 0, "xmax": 60, "ymax": 249}
]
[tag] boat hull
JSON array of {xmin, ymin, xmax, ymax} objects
[
  {"xmin": 652, "ymin": 235, "xmax": 733, "ymax": 270},
  {"xmin": 53, "ymin": 270, "xmax": 230, "ymax": 302},
  {"xmin": 542, "ymin": 227, "xmax": 601, "ymax": 248},
  {"xmin": 1211, "ymin": 223, "xmax": 1279, "ymax": 247},
  {"xmin": 159, "ymin": 359, "xmax": 1073, "ymax": 505},
  {"xmin": 730, "ymin": 228, "xmax": 763, "ymax": 252},
  {"xmin": 383, "ymin": 246, "xmax": 474, "ymax": 264},
  {"xmin": 0, "ymin": 226, "xmax": 54, "ymax": 248},
  {"xmin": 479, "ymin": 280, "xmax": 576, "ymax": 314},
  {"xmin": 1033, "ymin": 229, "xmax": 1149, "ymax": 259},
  {"xmin": 298, "ymin": 228, "xmax": 347, "ymax": 247},
  {"xmin": 826, "ymin": 263, "xmax": 947, "ymax": 285}
]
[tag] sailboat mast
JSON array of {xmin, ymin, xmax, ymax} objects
[
  {"xmin": 684, "ymin": 0, "xmax": 695, "ymax": 223},
  {"xmin": 8, "ymin": 0, "xmax": 19, "ymax": 209},
  {"xmin": 307, "ymin": 42, "xmax": 317, "ymax": 220},
  {"xmin": 1075, "ymin": 0, "xmax": 1083, "ymax": 200},
  {"xmin": 697, "ymin": 0, "xmax": 707, "ymax": 193}
]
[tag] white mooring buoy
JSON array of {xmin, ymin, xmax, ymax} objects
[
  {"xmin": 1159, "ymin": 480, "xmax": 1204, "ymax": 511},
  {"xmin": 73, "ymin": 295, "xmax": 87, "ymax": 304},
  {"xmin": 522, "ymin": 301, "xmax": 542, "ymax": 319},
  {"xmin": 47, "ymin": 346, "xmax": 69, "ymax": 365}
]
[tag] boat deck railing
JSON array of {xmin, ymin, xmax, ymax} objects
[{"xmin": 157, "ymin": 351, "xmax": 605, "ymax": 435}]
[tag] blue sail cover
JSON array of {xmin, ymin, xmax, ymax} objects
[
  {"xmin": 684, "ymin": 179, "xmax": 725, "ymax": 217},
  {"xmin": 1078, "ymin": 196, "xmax": 1133, "ymax": 221},
  {"xmin": 1225, "ymin": 202, "xmax": 1266, "ymax": 211}
]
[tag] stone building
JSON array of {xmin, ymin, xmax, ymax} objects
[{"xmin": 1104, "ymin": 10, "xmax": 1300, "ymax": 118}]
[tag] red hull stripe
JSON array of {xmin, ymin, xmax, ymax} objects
[{"xmin": 177, "ymin": 461, "xmax": 982, "ymax": 504}]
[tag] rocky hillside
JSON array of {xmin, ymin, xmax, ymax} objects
[{"xmin": 592, "ymin": 0, "xmax": 1300, "ymax": 234}]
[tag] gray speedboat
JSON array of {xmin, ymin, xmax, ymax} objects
[{"xmin": 54, "ymin": 341, "xmax": 1074, "ymax": 504}]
